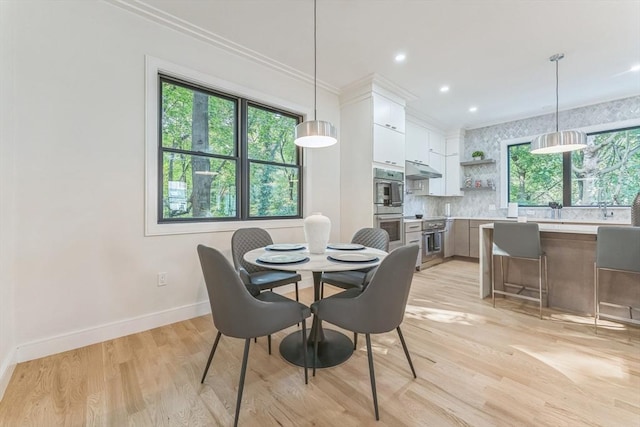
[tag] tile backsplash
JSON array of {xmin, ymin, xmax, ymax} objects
[{"xmin": 405, "ymin": 95, "xmax": 639, "ymax": 223}]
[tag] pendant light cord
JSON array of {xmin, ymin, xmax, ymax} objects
[
  {"xmin": 555, "ymin": 56, "xmax": 559, "ymax": 132},
  {"xmin": 313, "ymin": 0, "xmax": 317, "ymax": 121}
]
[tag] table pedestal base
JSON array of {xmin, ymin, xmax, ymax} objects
[{"xmin": 279, "ymin": 329, "xmax": 353, "ymax": 368}]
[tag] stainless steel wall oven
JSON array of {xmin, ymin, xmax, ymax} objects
[
  {"xmin": 375, "ymin": 214, "xmax": 404, "ymax": 251},
  {"xmin": 373, "ymin": 168, "xmax": 404, "ymax": 250}
]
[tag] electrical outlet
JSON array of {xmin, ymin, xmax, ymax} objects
[
  {"xmin": 489, "ymin": 204, "xmax": 496, "ymax": 210},
  {"xmin": 526, "ymin": 210, "xmax": 535, "ymax": 216},
  {"xmin": 158, "ymin": 272, "xmax": 168, "ymax": 287}
]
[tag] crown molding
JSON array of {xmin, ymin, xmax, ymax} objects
[
  {"xmin": 104, "ymin": 0, "xmax": 340, "ymax": 95},
  {"xmin": 340, "ymin": 73, "xmax": 417, "ymax": 105}
]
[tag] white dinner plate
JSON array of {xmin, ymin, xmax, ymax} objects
[
  {"xmin": 265, "ymin": 243, "xmax": 306, "ymax": 251},
  {"xmin": 328, "ymin": 252, "xmax": 378, "ymax": 263},
  {"xmin": 257, "ymin": 253, "xmax": 309, "ymax": 264},
  {"xmin": 327, "ymin": 243, "xmax": 365, "ymax": 250}
]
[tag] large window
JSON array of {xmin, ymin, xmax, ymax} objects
[
  {"xmin": 159, "ymin": 76, "xmax": 302, "ymax": 222},
  {"xmin": 507, "ymin": 126, "xmax": 640, "ymax": 207}
]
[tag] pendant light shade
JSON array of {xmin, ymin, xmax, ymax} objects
[
  {"xmin": 295, "ymin": 120, "xmax": 337, "ymax": 148},
  {"xmin": 294, "ymin": 0, "xmax": 337, "ymax": 148},
  {"xmin": 531, "ymin": 130, "xmax": 587, "ymax": 154},
  {"xmin": 530, "ymin": 53, "xmax": 586, "ymax": 154}
]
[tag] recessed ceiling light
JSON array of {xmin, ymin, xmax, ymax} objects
[
  {"xmin": 631, "ymin": 64, "xmax": 640, "ymax": 72},
  {"xmin": 394, "ymin": 53, "xmax": 406, "ymax": 62},
  {"xmin": 440, "ymin": 85, "xmax": 450, "ymax": 93},
  {"xmin": 469, "ymin": 106, "xmax": 478, "ymax": 113}
]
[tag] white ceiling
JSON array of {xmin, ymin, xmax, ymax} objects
[{"xmin": 115, "ymin": 0, "xmax": 640, "ymax": 130}]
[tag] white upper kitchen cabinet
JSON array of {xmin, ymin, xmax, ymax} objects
[
  {"xmin": 405, "ymin": 120, "xmax": 429, "ymax": 164},
  {"xmin": 428, "ymin": 130, "xmax": 446, "ymax": 155},
  {"xmin": 373, "ymin": 124, "xmax": 405, "ymax": 167},
  {"xmin": 373, "ymin": 92, "xmax": 405, "ymax": 133},
  {"xmin": 427, "ymin": 151, "xmax": 445, "ymax": 195},
  {"xmin": 445, "ymin": 131, "xmax": 463, "ymax": 196}
]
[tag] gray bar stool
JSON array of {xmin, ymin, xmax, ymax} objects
[
  {"xmin": 594, "ymin": 226, "xmax": 640, "ymax": 332},
  {"xmin": 491, "ymin": 222, "xmax": 547, "ymax": 319}
]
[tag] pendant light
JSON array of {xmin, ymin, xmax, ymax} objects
[
  {"xmin": 294, "ymin": 0, "xmax": 337, "ymax": 148},
  {"xmin": 530, "ymin": 53, "xmax": 587, "ymax": 154}
]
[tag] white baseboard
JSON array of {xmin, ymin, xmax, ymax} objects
[
  {"xmin": 15, "ymin": 300, "xmax": 211, "ymax": 363},
  {"xmin": 0, "ymin": 348, "xmax": 16, "ymax": 401},
  {"xmin": 10, "ymin": 278, "xmax": 313, "ymax": 366}
]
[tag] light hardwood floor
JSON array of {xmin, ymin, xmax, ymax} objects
[{"xmin": 1, "ymin": 260, "xmax": 639, "ymax": 426}]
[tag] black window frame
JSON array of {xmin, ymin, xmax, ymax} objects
[
  {"xmin": 158, "ymin": 74, "xmax": 304, "ymax": 223},
  {"xmin": 507, "ymin": 125, "xmax": 640, "ymax": 207}
]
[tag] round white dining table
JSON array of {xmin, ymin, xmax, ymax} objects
[{"xmin": 243, "ymin": 244, "xmax": 387, "ymax": 368}]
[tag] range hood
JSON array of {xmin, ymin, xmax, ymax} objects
[{"xmin": 405, "ymin": 160, "xmax": 442, "ymax": 179}]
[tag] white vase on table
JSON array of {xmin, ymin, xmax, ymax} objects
[{"xmin": 304, "ymin": 212, "xmax": 331, "ymax": 254}]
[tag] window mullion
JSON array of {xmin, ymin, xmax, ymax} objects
[
  {"xmin": 239, "ymin": 99, "xmax": 249, "ymax": 219},
  {"xmin": 562, "ymin": 152, "xmax": 571, "ymax": 207}
]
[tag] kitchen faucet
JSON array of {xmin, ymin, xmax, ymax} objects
[{"xmin": 599, "ymin": 201, "xmax": 609, "ymax": 220}]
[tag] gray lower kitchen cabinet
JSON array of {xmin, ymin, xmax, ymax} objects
[
  {"xmin": 453, "ymin": 219, "xmax": 470, "ymax": 257},
  {"xmin": 444, "ymin": 219, "xmax": 454, "ymax": 258}
]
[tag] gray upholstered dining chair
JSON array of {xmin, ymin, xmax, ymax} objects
[
  {"xmin": 491, "ymin": 222, "xmax": 547, "ymax": 319},
  {"xmin": 311, "ymin": 244, "xmax": 419, "ymax": 421},
  {"xmin": 231, "ymin": 227, "xmax": 302, "ymax": 301},
  {"xmin": 320, "ymin": 227, "xmax": 389, "ymax": 298},
  {"xmin": 594, "ymin": 226, "xmax": 640, "ymax": 332},
  {"xmin": 197, "ymin": 244, "xmax": 311, "ymax": 427}
]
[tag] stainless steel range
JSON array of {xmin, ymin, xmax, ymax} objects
[{"xmin": 421, "ymin": 217, "xmax": 446, "ymax": 267}]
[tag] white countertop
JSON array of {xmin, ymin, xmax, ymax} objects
[
  {"xmin": 448, "ymin": 216, "xmax": 630, "ymax": 226},
  {"xmin": 479, "ymin": 222, "xmax": 613, "ymax": 235},
  {"xmin": 404, "ymin": 218, "xmax": 423, "ymax": 224}
]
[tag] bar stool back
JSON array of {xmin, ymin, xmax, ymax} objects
[
  {"xmin": 594, "ymin": 226, "xmax": 640, "ymax": 332},
  {"xmin": 491, "ymin": 222, "xmax": 547, "ymax": 319}
]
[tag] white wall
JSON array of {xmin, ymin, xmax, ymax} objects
[
  {"xmin": 0, "ymin": 0, "xmax": 17, "ymax": 398},
  {"xmin": 0, "ymin": 0, "xmax": 341, "ymax": 371}
]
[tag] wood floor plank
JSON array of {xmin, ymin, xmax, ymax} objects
[{"xmin": 1, "ymin": 259, "xmax": 638, "ymax": 426}]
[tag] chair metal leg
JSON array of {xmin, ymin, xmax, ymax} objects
[
  {"xmin": 268, "ymin": 335, "xmax": 272, "ymax": 355},
  {"xmin": 312, "ymin": 316, "xmax": 319, "ymax": 377},
  {"xmin": 353, "ymin": 332, "xmax": 358, "ymax": 350},
  {"xmin": 295, "ymin": 282, "xmax": 299, "ymax": 302},
  {"xmin": 538, "ymin": 256, "xmax": 543, "ymax": 319},
  {"xmin": 594, "ymin": 263, "xmax": 599, "ymax": 333},
  {"xmin": 365, "ymin": 334, "xmax": 380, "ymax": 421},
  {"xmin": 491, "ymin": 253, "xmax": 496, "ymax": 307},
  {"xmin": 396, "ymin": 326, "xmax": 416, "ymax": 378},
  {"xmin": 320, "ymin": 282, "xmax": 324, "ymax": 299},
  {"xmin": 201, "ymin": 331, "xmax": 222, "ymax": 383},
  {"xmin": 233, "ymin": 339, "xmax": 251, "ymax": 427},
  {"xmin": 301, "ymin": 318, "xmax": 308, "ymax": 384}
]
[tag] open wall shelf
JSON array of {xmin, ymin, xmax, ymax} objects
[{"xmin": 460, "ymin": 159, "xmax": 496, "ymax": 166}]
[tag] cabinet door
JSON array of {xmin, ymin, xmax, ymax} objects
[
  {"xmin": 429, "ymin": 130, "xmax": 446, "ymax": 155},
  {"xmin": 445, "ymin": 153, "xmax": 461, "ymax": 196},
  {"xmin": 373, "ymin": 93, "xmax": 405, "ymax": 133},
  {"xmin": 454, "ymin": 219, "xmax": 470, "ymax": 257},
  {"xmin": 444, "ymin": 220, "xmax": 454, "ymax": 258},
  {"xmin": 428, "ymin": 152, "xmax": 445, "ymax": 196},
  {"xmin": 405, "ymin": 230, "xmax": 422, "ymax": 269},
  {"xmin": 373, "ymin": 124, "xmax": 405, "ymax": 167},
  {"xmin": 405, "ymin": 121, "xmax": 429, "ymax": 164}
]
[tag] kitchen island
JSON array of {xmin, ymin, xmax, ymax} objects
[{"xmin": 479, "ymin": 222, "xmax": 638, "ymax": 316}]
